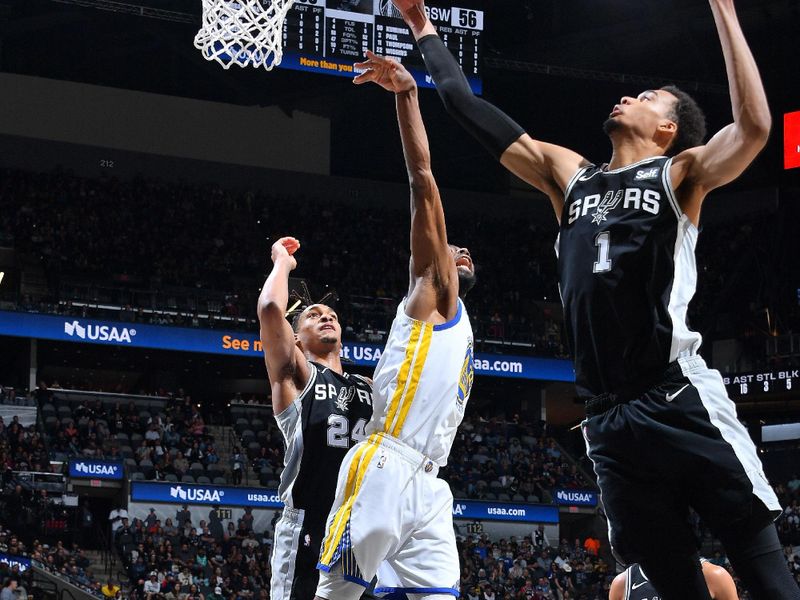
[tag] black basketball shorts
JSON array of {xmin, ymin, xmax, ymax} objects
[{"xmin": 581, "ymin": 355, "xmax": 782, "ymax": 565}]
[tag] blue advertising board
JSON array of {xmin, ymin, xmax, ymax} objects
[
  {"xmin": 452, "ymin": 500, "xmax": 559, "ymax": 524},
  {"xmin": 0, "ymin": 311, "xmax": 574, "ymax": 382},
  {"xmin": 131, "ymin": 482, "xmax": 557, "ymax": 523},
  {"xmin": 554, "ymin": 489, "xmax": 598, "ymax": 507},
  {"xmin": 68, "ymin": 458, "xmax": 124, "ymax": 480},
  {"xmin": 131, "ymin": 481, "xmax": 282, "ymax": 508},
  {"xmin": 0, "ymin": 553, "xmax": 32, "ymax": 572}
]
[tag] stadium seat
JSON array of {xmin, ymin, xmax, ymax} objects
[
  {"xmin": 139, "ymin": 459, "xmax": 155, "ymax": 479},
  {"xmin": 165, "ymin": 474, "xmax": 178, "ymax": 482},
  {"xmin": 189, "ymin": 462, "xmax": 205, "ymax": 479},
  {"xmin": 196, "ymin": 476, "xmax": 211, "ymax": 484},
  {"xmin": 212, "ymin": 477, "xmax": 227, "ymax": 485},
  {"xmin": 181, "ymin": 475, "xmax": 195, "ymax": 484}
]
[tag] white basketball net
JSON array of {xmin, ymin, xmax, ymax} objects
[{"xmin": 194, "ymin": 0, "xmax": 296, "ymax": 71}]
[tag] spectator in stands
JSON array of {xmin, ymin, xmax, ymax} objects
[
  {"xmin": 143, "ymin": 573, "xmax": 160, "ymax": 598},
  {"xmin": 0, "ymin": 578, "xmax": 17, "ymax": 600},
  {"xmin": 583, "ymin": 533, "xmax": 600, "ymax": 557},
  {"xmin": 230, "ymin": 448, "xmax": 244, "ymax": 485}
]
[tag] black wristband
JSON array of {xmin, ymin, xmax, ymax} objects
[{"xmin": 418, "ymin": 34, "xmax": 526, "ymax": 159}]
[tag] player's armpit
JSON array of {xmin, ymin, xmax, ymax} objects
[{"xmin": 500, "ymin": 134, "xmax": 590, "ymax": 219}]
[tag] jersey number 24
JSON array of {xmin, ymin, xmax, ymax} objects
[{"xmin": 327, "ymin": 415, "xmax": 368, "ymax": 448}]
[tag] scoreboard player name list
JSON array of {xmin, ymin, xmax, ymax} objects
[{"xmin": 282, "ymin": 2, "xmax": 483, "ymax": 84}]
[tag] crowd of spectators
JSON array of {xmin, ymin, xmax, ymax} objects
[
  {"xmin": 458, "ymin": 531, "xmax": 613, "ymax": 599},
  {"xmin": 0, "ymin": 520, "xmax": 106, "ymax": 599},
  {"xmin": 443, "ymin": 416, "xmax": 589, "ymax": 503},
  {"xmin": 2, "ymin": 167, "xmax": 797, "ymax": 364},
  {"xmin": 40, "ymin": 390, "xmax": 227, "ymax": 484},
  {"xmin": 0, "ymin": 167, "xmax": 567, "ymax": 356},
  {"xmin": 113, "ymin": 507, "xmax": 273, "ymax": 600}
]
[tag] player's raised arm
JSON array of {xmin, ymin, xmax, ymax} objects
[
  {"xmin": 256, "ymin": 237, "xmax": 310, "ymax": 413},
  {"xmin": 354, "ymin": 52, "xmax": 458, "ymax": 322},
  {"xmin": 392, "ymin": 0, "xmax": 589, "ymax": 219},
  {"xmin": 671, "ymin": 0, "xmax": 771, "ymax": 216}
]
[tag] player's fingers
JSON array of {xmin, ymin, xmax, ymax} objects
[{"xmin": 364, "ymin": 49, "xmax": 381, "ymax": 62}]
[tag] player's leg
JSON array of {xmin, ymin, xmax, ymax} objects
[
  {"xmin": 716, "ymin": 519, "xmax": 800, "ymax": 600},
  {"xmin": 376, "ymin": 478, "xmax": 460, "ymax": 599},
  {"xmin": 582, "ymin": 401, "xmax": 712, "ymax": 600},
  {"xmin": 317, "ymin": 435, "xmax": 407, "ymax": 600},
  {"xmin": 314, "ymin": 562, "xmax": 371, "ymax": 600},
  {"xmin": 271, "ymin": 507, "xmax": 313, "ymax": 600},
  {"xmin": 637, "ymin": 552, "xmax": 711, "ymax": 600},
  {"xmin": 680, "ymin": 363, "xmax": 798, "ymax": 598}
]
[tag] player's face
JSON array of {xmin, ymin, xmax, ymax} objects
[
  {"xmin": 449, "ymin": 244, "xmax": 474, "ymax": 276},
  {"xmin": 450, "ymin": 244, "xmax": 477, "ymax": 297},
  {"xmin": 296, "ymin": 304, "xmax": 341, "ymax": 348},
  {"xmin": 604, "ymin": 89, "xmax": 678, "ymax": 141}
]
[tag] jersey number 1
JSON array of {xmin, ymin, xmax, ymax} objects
[
  {"xmin": 593, "ymin": 231, "xmax": 612, "ymax": 273},
  {"xmin": 327, "ymin": 415, "xmax": 368, "ymax": 448}
]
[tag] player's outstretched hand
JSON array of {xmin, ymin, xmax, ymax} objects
[
  {"xmin": 271, "ymin": 236, "xmax": 299, "ymax": 270},
  {"xmin": 354, "ymin": 51, "xmax": 416, "ymax": 93}
]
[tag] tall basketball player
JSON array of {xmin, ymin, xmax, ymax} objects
[
  {"xmin": 610, "ymin": 560, "xmax": 738, "ymax": 600},
  {"xmin": 313, "ymin": 54, "xmax": 476, "ymax": 600},
  {"xmin": 390, "ymin": 0, "xmax": 800, "ymax": 598},
  {"xmin": 257, "ymin": 236, "xmax": 373, "ymax": 600}
]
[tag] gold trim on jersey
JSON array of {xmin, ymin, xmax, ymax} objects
[
  {"xmin": 319, "ymin": 434, "xmax": 382, "ymax": 566},
  {"xmin": 390, "ymin": 322, "xmax": 433, "ymax": 436},
  {"xmin": 384, "ymin": 320, "xmax": 423, "ymax": 432}
]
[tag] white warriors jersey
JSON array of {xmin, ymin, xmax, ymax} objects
[{"xmin": 366, "ymin": 298, "xmax": 474, "ymax": 466}]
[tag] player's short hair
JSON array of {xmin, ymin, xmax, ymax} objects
[
  {"xmin": 660, "ymin": 85, "xmax": 707, "ymax": 156},
  {"xmin": 291, "ymin": 310, "xmax": 305, "ymax": 333}
]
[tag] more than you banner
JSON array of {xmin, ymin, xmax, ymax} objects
[
  {"xmin": 0, "ymin": 310, "xmax": 574, "ymax": 382},
  {"xmin": 131, "ymin": 482, "xmax": 558, "ymax": 523}
]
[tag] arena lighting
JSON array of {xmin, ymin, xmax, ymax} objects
[
  {"xmin": 0, "ymin": 272, "xmax": 4, "ymax": 285},
  {"xmin": 785, "ymin": 111, "xmax": 800, "ymax": 170}
]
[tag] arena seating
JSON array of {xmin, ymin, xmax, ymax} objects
[{"xmin": 0, "ymin": 167, "xmax": 567, "ymax": 357}]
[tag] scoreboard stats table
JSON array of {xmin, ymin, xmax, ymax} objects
[
  {"xmin": 279, "ymin": 0, "xmax": 484, "ymax": 93},
  {"xmin": 724, "ymin": 368, "xmax": 799, "ymax": 398}
]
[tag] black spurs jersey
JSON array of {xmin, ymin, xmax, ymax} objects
[
  {"xmin": 622, "ymin": 560, "xmax": 709, "ymax": 599},
  {"xmin": 557, "ymin": 156, "xmax": 702, "ymax": 399},
  {"xmin": 622, "ymin": 563, "xmax": 658, "ymax": 600},
  {"xmin": 275, "ymin": 361, "xmax": 373, "ymax": 520}
]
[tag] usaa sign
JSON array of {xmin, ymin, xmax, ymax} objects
[{"xmin": 554, "ymin": 489, "xmax": 598, "ymax": 507}]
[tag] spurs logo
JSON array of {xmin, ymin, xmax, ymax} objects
[
  {"xmin": 335, "ymin": 386, "xmax": 355, "ymax": 411},
  {"xmin": 591, "ymin": 190, "xmax": 624, "ymax": 225}
]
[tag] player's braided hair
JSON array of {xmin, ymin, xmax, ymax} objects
[
  {"xmin": 287, "ymin": 281, "xmax": 337, "ymax": 332},
  {"xmin": 661, "ymin": 85, "xmax": 707, "ymax": 156}
]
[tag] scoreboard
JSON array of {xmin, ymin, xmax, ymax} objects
[
  {"xmin": 724, "ymin": 369, "xmax": 799, "ymax": 398},
  {"xmin": 278, "ymin": 0, "xmax": 484, "ymax": 93}
]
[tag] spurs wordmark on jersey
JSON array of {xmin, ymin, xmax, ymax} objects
[{"xmin": 557, "ymin": 156, "xmax": 702, "ymax": 399}]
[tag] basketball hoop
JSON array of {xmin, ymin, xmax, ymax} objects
[{"xmin": 194, "ymin": 0, "xmax": 296, "ymax": 71}]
